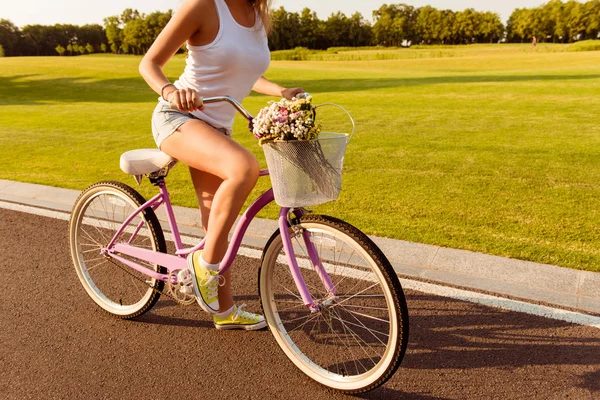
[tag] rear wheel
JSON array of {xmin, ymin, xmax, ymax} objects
[
  {"xmin": 258, "ymin": 214, "xmax": 409, "ymax": 393},
  {"xmin": 69, "ymin": 181, "xmax": 166, "ymax": 319}
]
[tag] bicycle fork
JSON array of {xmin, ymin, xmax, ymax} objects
[{"xmin": 278, "ymin": 208, "xmax": 337, "ymax": 313}]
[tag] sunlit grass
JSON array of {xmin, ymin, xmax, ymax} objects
[{"xmin": 1, "ymin": 45, "xmax": 599, "ymax": 271}]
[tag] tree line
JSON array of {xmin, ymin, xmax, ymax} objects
[
  {"xmin": 1, "ymin": 1, "xmax": 599, "ymax": 57},
  {"xmin": 507, "ymin": 0, "xmax": 600, "ymax": 43}
]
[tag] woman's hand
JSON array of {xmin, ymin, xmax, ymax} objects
[
  {"xmin": 165, "ymin": 87, "xmax": 204, "ymax": 112},
  {"xmin": 281, "ymin": 87, "xmax": 305, "ymax": 100}
]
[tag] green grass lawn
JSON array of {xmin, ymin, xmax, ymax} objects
[{"xmin": 1, "ymin": 45, "xmax": 599, "ymax": 272}]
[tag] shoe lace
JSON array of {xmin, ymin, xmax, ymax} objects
[
  {"xmin": 199, "ymin": 274, "xmax": 226, "ymax": 299},
  {"xmin": 231, "ymin": 304, "xmax": 255, "ymax": 321}
]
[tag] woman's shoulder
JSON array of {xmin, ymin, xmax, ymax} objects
[{"xmin": 177, "ymin": 0, "xmax": 216, "ymax": 19}]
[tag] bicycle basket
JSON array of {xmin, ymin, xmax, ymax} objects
[{"xmin": 263, "ymin": 132, "xmax": 348, "ymax": 207}]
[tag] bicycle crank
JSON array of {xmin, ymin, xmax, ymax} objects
[{"xmin": 166, "ymin": 269, "xmax": 196, "ymax": 306}]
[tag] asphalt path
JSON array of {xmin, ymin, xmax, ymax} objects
[{"xmin": 1, "ymin": 208, "xmax": 599, "ymax": 400}]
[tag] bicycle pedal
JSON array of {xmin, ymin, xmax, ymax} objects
[{"xmin": 176, "ymin": 269, "xmax": 194, "ymax": 294}]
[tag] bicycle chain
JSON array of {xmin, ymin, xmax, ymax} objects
[{"xmin": 104, "ymin": 255, "xmax": 194, "ymax": 306}]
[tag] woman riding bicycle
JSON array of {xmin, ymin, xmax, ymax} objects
[{"xmin": 139, "ymin": 0, "xmax": 303, "ymax": 330}]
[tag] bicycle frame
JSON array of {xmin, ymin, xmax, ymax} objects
[{"xmin": 101, "ymin": 172, "xmax": 335, "ymax": 311}]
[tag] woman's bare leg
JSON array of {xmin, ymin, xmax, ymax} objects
[
  {"xmin": 160, "ymin": 120, "xmax": 259, "ymax": 312},
  {"xmin": 189, "ymin": 167, "xmax": 234, "ymax": 312}
]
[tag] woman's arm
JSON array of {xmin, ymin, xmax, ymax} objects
[
  {"xmin": 139, "ymin": 0, "xmax": 207, "ymax": 111},
  {"xmin": 252, "ymin": 76, "xmax": 304, "ymax": 100}
]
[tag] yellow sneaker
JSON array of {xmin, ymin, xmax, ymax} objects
[
  {"xmin": 213, "ymin": 304, "xmax": 267, "ymax": 330},
  {"xmin": 186, "ymin": 251, "xmax": 223, "ymax": 314}
]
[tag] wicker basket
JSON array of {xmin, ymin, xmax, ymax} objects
[{"xmin": 263, "ymin": 133, "xmax": 348, "ymax": 207}]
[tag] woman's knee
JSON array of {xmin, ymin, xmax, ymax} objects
[{"xmin": 224, "ymin": 152, "xmax": 259, "ymax": 187}]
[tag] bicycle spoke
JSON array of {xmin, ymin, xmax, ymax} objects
[
  {"xmin": 330, "ymin": 307, "xmax": 379, "ymax": 369},
  {"xmin": 334, "ymin": 267, "xmax": 379, "ymax": 298},
  {"xmin": 335, "ymin": 307, "xmax": 390, "ymax": 324},
  {"xmin": 86, "ymin": 259, "xmax": 110, "ymax": 272},
  {"xmin": 339, "ymin": 304, "xmax": 390, "ymax": 311},
  {"xmin": 336, "ymin": 307, "xmax": 391, "ymax": 345},
  {"xmin": 79, "ymin": 242, "xmax": 103, "ymax": 248},
  {"xmin": 330, "ymin": 310, "xmax": 389, "ymax": 346},
  {"xmin": 321, "ymin": 309, "xmax": 365, "ymax": 375},
  {"xmin": 81, "ymin": 247, "xmax": 103, "ymax": 255},
  {"xmin": 278, "ymin": 283, "xmax": 304, "ymax": 302},
  {"xmin": 87, "ymin": 200, "xmax": 115, "ymax": 241},
  {"xmin": 80, "ymin": 226, "xmax": 104, "ymax": 247},
  {"xmin": 130, "ymin": 276, "xmax": 144, "ymax": 297},
  {"xmin": 276, "ymin": 302, "xmax": 309, "ymax": 313},
  {"xmin": 285, "ymin": 313, "xmax": 322, "ymax": 333},
  {"xmin": 335, "ymin": 282, "xmax": 381, "ymax": 307}
]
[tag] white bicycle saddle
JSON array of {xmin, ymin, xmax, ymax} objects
[{"xmin": 119, "ymin": 149, "xmax": 176, "ymax": 176}]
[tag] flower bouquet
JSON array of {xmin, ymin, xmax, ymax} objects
[{"xmin": 252, "ymin": 96, "xmax": 347, "ymax": 207}]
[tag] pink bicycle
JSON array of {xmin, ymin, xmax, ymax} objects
[{"xmin": 68, "ymin": 96, "xmax": 409, "ymax": 393}]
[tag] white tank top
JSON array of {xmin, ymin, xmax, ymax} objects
[{"xmin": 171, "ymin": 0, "xmax": 271, "ymax": 132}]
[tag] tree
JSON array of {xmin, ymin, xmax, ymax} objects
[
  {"xmin": 348, "ymin": 12, "xmax": 373, "ymax": 47},
  {"xmin": 104, "ymin": 15, "xmax": 122, "ymax": 54},
  {"xmin": 122, "ymin": 17, "xmax": 148, "ymax": 55},
  {"xmin": 324, "ymin": 12, "xmax": 350, "ymax": 48},
  {"xmin": 416, "ymin": 6, "xmax": 442, "ymax": 43},
  {"xmin": 77, "ymin": 24, "xmax": 105, "ymax": 49},
  {"xmin": 121, "ymin": 8, "xmax": 141, "ymax": 24},
  {"xmin": 584, "ymin": 0, "xmax": 600, "ymax": 38},
  {"xmin": 455, "ymin": 9, "xmax": 478, "ymax": 43},
  {"xmin": 55, "ymin": 44, "xmax": 66, "ymax": 56},
  {"xmin": 269, "ymin": 7, "xmax": 301, "ymax": 50},
  {"xmin": 373, "ymin": 4, "xmax": 418, "ymax": 46},
  {"xmin": 439, "ymin": 10, "xmax": 457, "ymax": 44},
  {"xmin": 145, "ymin": 10, "xmax": 173, "ymax": 39},
  {"xmin": 85, "ymin": 43, "xmax": 94, "ymax": 54},
  {"xmin": 100, "ymin": 43, "xmax": 107, "ymax": 53},
  {"xmin": 298, "ymin": 8, "xmax": 321, "ymax": 49},
  {"xmin": 478, "ymin": 12, "xmax": 504, "ymax": 43},
  {"xmin": 507, "ymin": 0, "xmax": 599, "ymax": 43},
  {"xmin": 0, "ymin": 19, "xmax": 20, "ymax": 56}
]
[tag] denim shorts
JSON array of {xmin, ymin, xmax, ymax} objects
[{"xmin": 151, "ymin": 102, "xmax": 230, "ymax": 149}]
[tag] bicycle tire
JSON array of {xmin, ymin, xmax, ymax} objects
[
  {"xmin": 258, "ymin": 214, "xmax": 409, "ymax": 393},
  {"xmin": 69, "ymin": 181, "xmax": 167, "ymax": 319}
]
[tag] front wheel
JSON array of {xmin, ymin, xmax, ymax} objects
[{"xmin": 258, "ymin": 214, "xmax": 409, "ymax": 393}]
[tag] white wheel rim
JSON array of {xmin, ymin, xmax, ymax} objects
[
  {"xmin": 261, "ymin": 222, "xmax": 400, "ymax": 391},
  {"xmin": 70, "ymin": 187, "xmax": 158, "ymax": 316}
]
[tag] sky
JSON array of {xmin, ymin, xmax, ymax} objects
[{"xmin": 4, "ymin": 0, "xmax": 550, "ymax": 27}]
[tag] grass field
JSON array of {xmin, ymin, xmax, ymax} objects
[{"xmin": 1, "ymin": 44, "xmax": 599, "ymax": 272}]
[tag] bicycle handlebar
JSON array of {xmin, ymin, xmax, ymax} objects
[
  {"xmin": 169, "ymin": 93, "xmax": 354, "ymax": 143},
  {"xmin": 170, "ymin": 95, "xmax": 254, "ymax": 121},
  {"xmin": 169, "ymin": 93, "xmax": 314, "ymax": 122}
]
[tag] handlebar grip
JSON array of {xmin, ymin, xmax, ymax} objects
[
  {"xmin": 170, "ymin": 96, "xmax": 204, "ymax": 111},
  {"xmin": 296, "ymin": 92, "xmax": 310, "ymax": 100}
]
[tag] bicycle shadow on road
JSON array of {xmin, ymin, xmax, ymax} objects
[
  {"xmin": 355, "ymin": 387, "xmax": 451, "ymax": 400},
  {"xmin": 581, "ymin": 369, "xmax": 600, "ymax": 394},
  {"xmin": 403, "ymin": 292, "xmax": 600, "ymax": 370},
  {"xmin": 401, "ymin": 292, "xmax": 600, "ymax": 394}
]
